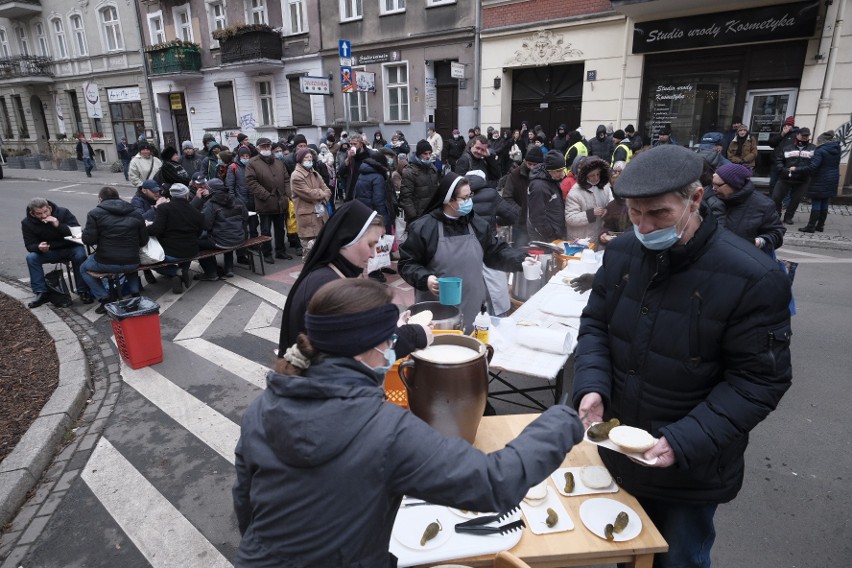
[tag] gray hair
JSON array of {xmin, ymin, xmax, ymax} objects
[
  {"xmin": 675, "ymin": 180, "xmax": 702, "ymax": 200},
  {"xmin": 28, "ymin": 197, "xmax": 49, "ymax": 212}
]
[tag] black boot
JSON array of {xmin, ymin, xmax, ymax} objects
[
  {"xmin": 798, "ymin": 210, "xmax": 819, "ymax": 233},
  {"xmin": 143, "ymin": 269, "xmax": 157, "ymax": 284},
  {"xmin": 28, "ymin": 292, "xmax": 50, "ymax": 308},
  {"xmin": 815, "ymin": 210, "xmax": 828, "ymax": 232}
]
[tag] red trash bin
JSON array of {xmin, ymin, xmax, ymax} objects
[{"xmin": 105, "ymin": 297, "xmax": 163, "ymax": 369}]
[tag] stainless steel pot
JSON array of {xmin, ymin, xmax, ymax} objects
[
  {"xmin": 407, "ymin": 301, "xmax": 463, "ymax": 330},
  {"xmin": 511, "ymin": 251, "xmax": 553, "ymax": 302}
]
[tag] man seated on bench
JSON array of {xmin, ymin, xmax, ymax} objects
[
  {"xmin": 21, "ymin": 197, "xmax": 94, "ymax": 308},
  {"xmin": 80, "ymin": 187, "xmax": 148, "ymax": 314},
  {"xmin": 147, "ymin": 183, "xmax": 205, "ymax": 294},
  {"xmin": 196, "ymin": 179, "xmax": 249, "ymax": 280}
]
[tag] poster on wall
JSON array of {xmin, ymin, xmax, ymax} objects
[
  {"xmin": 424, "ymin": 78, "xmax": 437, "ymax": 109},
  {"xmin": 356, "ymin": 71, "xmax": 376, "ymax": 93},
  {"xmin": 82, "ymin": 82, "xmax": 103, "ymax": 119},
  {"xmin": 54, "ymin": 94, "xmax": 66, "ymax": 137}
]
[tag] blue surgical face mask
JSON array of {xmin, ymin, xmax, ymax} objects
[
  {"xmin": 274, "ymin": 152, "xmax": 284, "ymax": 159},
  {"xmin": 371, "ymin": 344, "xmax": 396, "ymax": 377},
  {"xmin": 457, "ymin": 198, "xmax": 473, "ymax": 216},
  {"xmin": 240, "ymin": 158, "xmax": 249, "ymax": 165},
  {"xmin": 632, "ymin": 200, "xmax": 691, "ymax": 250},
  {"xmin": 388, "ymin": 158, "xmax": 395, "ymax": 167}
]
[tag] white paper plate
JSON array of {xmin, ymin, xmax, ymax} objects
[
  {"xmin": 578, "ymin": 497, "xmax": 642, "ymax": 542},
  {"xmin": 550, "ymin": 467, "xmax": 619, "ymax": 497},
  {"xmin": 393, "ymin": 506, "xmax": 453, "ymax": 550},
  {"xmin": 584, "ymin": 423, "xmax": 658, "ymax": 465},
  {"xmin": 448, "ymin": 507, "xmax": 496, "ymax": 520},
  {"xmin": 519, "ymin": 486, "xmax": 574, "ymax": 535}
]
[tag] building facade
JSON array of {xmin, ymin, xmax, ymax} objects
[{"xmin": 0, "ymin": 0, "xmax": 151, "ymax": 165}]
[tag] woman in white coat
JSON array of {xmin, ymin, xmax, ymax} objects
[{"xmin": 564, "ymin": 156, "xmax": 613, "ymax": 245}]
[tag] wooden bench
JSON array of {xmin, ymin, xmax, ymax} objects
[{"xmin": 90, "ymin": 235, "xmax": 273, "ymax": 299}]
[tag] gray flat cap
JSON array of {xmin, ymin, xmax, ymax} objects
[{"xmin": 614, "ymin": 145, "xmax": 704, "ymax": 198}]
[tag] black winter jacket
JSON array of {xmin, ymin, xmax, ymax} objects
[
  {"xmin": 587, "ymin": 126, "xmax": 614, "ymax": 160},
  {"xmin": 526, "ymin": 164, "xmax": 565, "ymax": 242},
  {"xmin": 468, "ymin": 174, "xmax": 519, "ymax": 229},
  {"xmin": 82, "ymin": 199, "xmax": 148, "ymax": 264},
  {"xmin": 796, "ymin": 141, "xmax": 841, "ymax": 200},
  {"xmin": 502, "ymin": 163, "xmax": 531, "ymax": 227},
  {"xmin": 445, "ymin": 136, "xmax": 467, "ymax": 163},
  {"xmin": 233, "ymin": 357, "xmax": 584, "ymax": 567},
  {"xmin": 226, "ymin": 161, "xmax": 255, "ymax": 211},
  {"xmin": 704, "ymin": 182, "xmax": 785, "ymax": 251},
  {"xmin": 775, "ymin": 139, "xmax": 816, "ymax": 183},
  {"xmin": 130, "ymin": 191, "xmax": 158, "ymax": 222},
  {"xmin": 202, "ymin": 192, "xmax": 248, "ymax": 248},
  {"xmin": 147, "ymin": 197, "xmax": 204, "ymax": 259},
  {"xmin": 21, "ymin": 201, "xmax": 80, "ymax": 253},
  {"xmin": 399, "ymin": 158, "xmax": 439, "ymax": 222},
  {"xmin": 454, "ymin": 150, "xmax": 501, "ymax": 180},
  {"xmin": 573, "ymin": 212, "xmax": 792, "ymax": 504},
  {"xmin": 354, "ymin": 160, "xmax": 393, "ymax": 232},
  {"xmin": 399, "ymin": 209, "xmax": 526, "ymax": 292},
  {"xmin": 155, "ymin": 160, "xmax": 191, "ymax": 189}
]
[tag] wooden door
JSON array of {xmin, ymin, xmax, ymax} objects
[{"xmin": 435, "ymin": 85, "xmax": 458, "ymax": 141}]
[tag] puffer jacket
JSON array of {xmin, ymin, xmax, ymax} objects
[
  {"xmin": 564, "ymin": 157, "xmax": 614, "ymax": 244},
  {"xmin": 21, "ymin": 201, "xmax": 80, "ymax": 253},
  {"xmin": 468, "ymin": 173, "xmax": 519, "ymax": 229},
  {"xmin": 445, "ymin": 135, "xmax": 467, "ymax": 163},
  {"xmin": 502, "ymin": 163, "xmax": 531, "ymax": 227},
  {"xmin": 82, "ymin": 199, "xmax": 148, "ymax": 264},
  {"xmin": 573, "ymin": 211, "xmax": 792, "ymax": 504},
  {"xmin": 246, "ymin": 155, "xmax": 290, "ymax": 215},
  {"xmin": 226, "ymin": 161, "xmax": 255, "ymax": 212},
  {"xmin": 587, "ymin": 125, "xmax": 614, "ymax": 160},
  {"xmin": 291, "ymin": 164, "xmax": 331, "ymax": 238},
  {"xmin": 454, "ymin": 150, "xmax": 500, "ymax": 180},
  {"xmin": 147, "ymin": 197, "xmax": 204, "ymax": 259},
  {"xmin": 233, "ymin": 357, "xmax": 584, "ymax": 567},
  {"xmin": 776, "ymin": 138, "xmax": 816, "ymax": 183},
  {"xmin": 130, "ymin": 191, "xmax": 158, "ymax": 222},
  {"xmin": 797, "ymin": 141, "xmax": 841, "ymax": 200},
  {"xmin": 704, "ymin": 182, "xmax": 785, "ymax": 250},
  {"xmin": 202, "ymin": 191, "xmax": 247, "ymax": 248},
  {"xmin": 526, "ymin": 164, "xmax": 565, "ymax": 242},
  {"xmin": 399, "ymin": 158, "xmax": 439, "ymax": 222}
]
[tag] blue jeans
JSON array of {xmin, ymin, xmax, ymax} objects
[
  {"xmin": 80, "ymin": 255, "xmax": 140, "ymax": 300},
  {"xmin": 811, "ymin": 197, "xmax": 830, "ymax": 212},
  {"xmin": 27, "ymin": 247, "xmax": 90, "ymax": 295},
  {"xmin": 626, "ymin": 498, "xmax": 718, "ymax": 568},
  {"xmin": 122, "ymin": 159, "xmax": 130, "ymax": 181},
  {"xmin": 82, "ymin": 157, "xmax": 95, "ymax": 176},
  {"xmin": 155, "ymin": 255, "xmax": 191, "ymax": 277}
]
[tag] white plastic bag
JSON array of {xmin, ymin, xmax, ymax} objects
[
  {"xmin": 395, "ymin": 214, "xmax": 407, "ymax": 246},
  {"xmin": 139, "ymin": 236, "xmax": 165, "ymax": 265},
  {"xmin": 366, "ymin": 234, "xmax": 394, "ymax": 273}
]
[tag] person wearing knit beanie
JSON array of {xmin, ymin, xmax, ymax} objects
[
  {"xmin": 715, "ymin": 163, "xmax": 751, "ymax": 193},
  {"xmin": 612, "ymin": 129, "xmax": 626, "ymax": 143},
  {"xmin": 415, "ymin": 139, "xmax": 432, "ymax": 158},
  {"xmin": 543, "ymin": 149, "xmax": 566, "ymax": 171},
  {"xmin": 784, "ymin": 116, "xmax": 795, "ymax": 126},
  {"xmin": 295, "ymin": 147, "xmax": 313, "ymax": 163},
  {"xmin": 525, "ymin": 145, "xmax": 544, "ymax": 164}
]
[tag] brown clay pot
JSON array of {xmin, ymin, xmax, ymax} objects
[{"xmin": 399, "ymin": 334, "xmax": 493, "ymax": 444}]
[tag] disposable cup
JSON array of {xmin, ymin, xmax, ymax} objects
[
  {"xmin": 438, "ymin": 277, "xmax": 463, "ymax": 305},
  {"xmin": 522, "ymin": 260, "xmax": 542, "ymax": 280}
]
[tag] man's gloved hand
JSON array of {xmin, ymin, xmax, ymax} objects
[{"xmin": 570, "ymin": 273, "xmax": 594, "ymax": 294}]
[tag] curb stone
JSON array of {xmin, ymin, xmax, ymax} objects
[{"xmin": 0, "ymin": 281, "xmax": 91, "ymax": 528}]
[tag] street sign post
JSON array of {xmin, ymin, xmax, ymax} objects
[
  {"xmin": 339, "ymin": 40, "xmax": 352, "ymax": 59},
  {"xmin": 340, "ymin": 66, "xmax": 354, "ymax": 93},
  {"xmin": 339, "ymin": 39, "xmax": 353, "ymax": 133}
]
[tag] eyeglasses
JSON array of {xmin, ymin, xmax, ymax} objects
[{"xmin": 712, "ymin": 182, "xmax": 727, "ymax": 189}]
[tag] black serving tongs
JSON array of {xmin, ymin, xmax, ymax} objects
[{"xmin": 455, "ymin": 518, "xmax": 526, "ymax": 535}]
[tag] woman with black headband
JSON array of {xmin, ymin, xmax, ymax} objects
[
  {"xmin": 278, "ymin": 200, "xmax": 430, "ymax": 358},
  {"xmin": 234, "ymin": 278, "xmax": 585, "ymax": 566},
  {"xmin": 399, "ymin": 171, "xmax": 527, "ymax": 332}
]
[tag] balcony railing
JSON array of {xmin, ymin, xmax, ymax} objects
[
  {"xmin": 0, "ymin": 56, "xmax": 54, "ymax": 80},
  {"xmin": 148, "ymin": 45, "xmax": 202, "ymax": 75},
  {"xmin": 219, "ymin": 29, "xmax": 282, "ymax": 65},
  {"xmin": 0, "ymin": 0, "xmax": 42, "ymax": 19}
]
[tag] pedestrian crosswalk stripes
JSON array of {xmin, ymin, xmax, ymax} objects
[
  {"xmin": 174, "ymin": 285, "xmax": 239, "ymax": 341},
  {"xmin": 82, "ymin": 438, "xmax": 233, "ymax": 568},
  {"xmin": 174, "ymin": 337, "xmax": 269, "ymax": 389}
]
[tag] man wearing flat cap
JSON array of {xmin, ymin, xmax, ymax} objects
[{"xmin": 572, "ymin": 144, "xmax": 792, "ymax": 567}]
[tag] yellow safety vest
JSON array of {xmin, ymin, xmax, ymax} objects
[
  {"xmin": 565, "ymin": 140, "xmax": 588, "ymax": 163},
  {"xmin": 611, "ymin": 142, "xmax": 633, "ymax": 166}
]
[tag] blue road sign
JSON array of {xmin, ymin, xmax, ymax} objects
[
  {"xmin": 340, "ymin": 66, "xmax": 354, "ymax": 93},
  {"xmin": 339, "ymin": 40, "xmax": 351, "ymax": 59}
]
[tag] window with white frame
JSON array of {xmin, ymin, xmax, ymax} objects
[
  {"xmin": 70, "ymin": 15, "xmax": 88, "ymax": 56},
  {"xmin": 0, "ymin": 29, "xmax": 9, "ymax": 59},
  {"xmin": 247, "ymin": 0, "xmax": 268, "ymax": 25},
  {"xmin": 340, "ymin": 0, "xmax": 363, "ymax": 21},
  {"xmin": 380, "ymin": 0, "xmax": 405, "ymax": 15},
  {"xmin": 384, "ymin": 62, "xmax": 409, "ymax": 122},
  {"xmin": 427, "ymin": 0, "xmax": 456, "ymax": 5},
  {"xmin": 100, "ymin": 6, "xmax": 124, "ymax": 51},
  {"xmin": 209, "ymin": 1, "xmax": 227, "ymax": 33},
  {"xmin": 348, "ymin": 66, "xmax": 368, "ymax": 122},
  {"xmin": 256, "ymin": 79, "xmax": 275, "ymax": 125},
  {"xmin": 173, "ymin": 6, "xmax": 193, "ymax": 42},
  {"xmin": 52, "ymin": 18, "xmax": 68, "ymax": 59},
  {"xmin": 15, "ymin": 26, "xmax": 29, "ymax": 56},
  {"xmin": 148, "ymin": 13, "xmax": 166, "ymax": 45},
  {"xmin": 283, "ymin": 0, "xmax": 307, "ymax": 35},
  {"xmin": 33, "ymin": 22, "xmax": 50, "ymax": 57}
]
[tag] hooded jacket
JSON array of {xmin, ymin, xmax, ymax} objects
[
  {"xmin": 467, "ymin": 172, "xmax": 519, "ymax": 229},
  {"xmin": 202, "ymin": 191, "xmax": 248, "ymax": 248},
  {"xmin": 233, "ymin": 357, "xmax": 584, "ymax": 567},
  {"xmin": 21, "ymin": 201, "xmax": 80, "ymax": 253},
  {"xmin": 226, "ymin": 160, "xmax": 255, "ymax": 212},
  {"xmin": 354, "ymin": 159, "xmax": 392, "ymax": 232},
  {"xmin": 587, "ymin": 125, "xmax": 614, "ymax": 160},
  {"xmin": 445, "ymin": 134, "xmax": 467, "ymax": 163},
  {"xmin": 130, "ymin": 190, "xmax": 158, "ymax": 223},
  {"xmin": 573, "ymin": 212, "xmax": 792, "ymax": 504},
  {"xmin": 291, "ymin": 163, "xmax": 332, "ymax": 238},
  {"xmin": 147, "ymin": 196, "xmax": 204, "ymax": 259},
  {"xmin": 526, "ymin": 163, "xmax": 566, "ymax": 242},
  {"xmin": 564, "ymin": 158, "xmax": 614, "ymax": 244},
  {"xmin": 704, "ymin": 182, "xmax": 785, "ymax": 250},
  {"xmin": 82, "ymin": 199, "xmax": 148, "ymax": 265},
  {"xmin": 796, "ymin": 140, "xmax": 841, "ymax": 200},
  {"xmin": 501, "ymin": 162, "xmax": 532, "ymax": 227},
  {"xmin": 399, "ymin": 157, "xmax": 439, "ymax": 222}
]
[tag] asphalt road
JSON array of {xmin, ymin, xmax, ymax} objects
[{"xmin": 1, "ymin": 178, "xmax": 851, "ymax": 567}]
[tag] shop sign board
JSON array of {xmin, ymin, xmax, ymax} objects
[
  {"xmin": 450, "ymin": 62, "xmax": 465, "ymax": 79},
  {"xmin": 354, "ymin": 51, "xmax": 401, "ymax": 65},
  {"xmin": 632, "ymin": 1, "xmax": 819, "ymax": 54},
  {"xmin": 300, "ymin": 76, "xmax": 331, "ymax": 95},
  {"xmin": 169, "ymin": 93, "xmax": 183, "ymax": 110},
  {"xmin": 424, "ymin": 77, "xmax": 437, "ymax": 108},
  {"xmin": 82, "ymin": 82, "xmax": 103, "ymax": 119},
  {"xmin": 107, "ymin": 87, "xmax": 141, "ymax": 103}
]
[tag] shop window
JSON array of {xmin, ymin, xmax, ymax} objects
[
  {"xmin": 52, "ymin": 19, "xmax": 68, "ymax": 59},
  {"xmin": 383, "ymin": 62, "xmax": 409, "ymax": 122},
  {"xmin": 381, "ymin": 0, "xmax": 405, "ymax": 15},
  {"xmin": 0, "ymin": 97, "xmax": 12, "ymax": 140},
  {"xmin": 283, "ymin": 0, "xmax": 307, "ymax": 35},
  {"xmin": 67, "ymin": 89, "xmax": 85, "ymax": 136},
  {"xmin": 287, "ymin": 76, "xmax": 312, "ymax": 126},
  {"xmin": 12, "ymin": 95, "xmax": 28, "ymax": 138},
  {"xmin": 340, "ymin": 0, "xmax": 363, "ymax": 22},
  {"xmin": 216, "ymin": 82, "xmax": 238, "ymax": 128},
  {"xmin": 109, "ymin": 102, "xmax": 144, "ymax": 145}
]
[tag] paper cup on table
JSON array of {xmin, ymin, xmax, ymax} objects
[
  {"xmin": 70, "ymin": 226, "xmax": 83, "ymax": 238},
  {"xmin": 437, "ymin": 277, "xmax": 463, "ymax": 305},
  {"xmin": 522, "ymin": 259, "xmax": 542, "ymax": 280},
  {"xmin": 516, "ymin": 327, "xmax": 572, "ymax": 355}
]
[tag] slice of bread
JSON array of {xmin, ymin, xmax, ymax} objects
[
  {"xmin": 408, "ymin": 310, "xmax": 433, "ymax": 326},
  {"xmin": 607, "ymin": 426, "xmax": 656, "ymax": 453},
  {"xmin": 580, "ymin": 466, "xmax": 613, "ymax": 489},
  {"xmin": 523, "ymin": 480, "xmax": 548, "ymax": 504}
]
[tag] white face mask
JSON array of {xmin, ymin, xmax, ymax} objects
[
  {"xmin": 259, "ymin": 149, "xmax": 272, "ymax": 157},
  {"xmin": 302, "ymin": 160, "xmax": 313, "ymax": 169}
]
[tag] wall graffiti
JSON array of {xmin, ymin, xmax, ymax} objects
[
  {"xmin": 240, "ymin": 113, "xmax": 257, "ymax": 131},
  {"xmin": 834, "ymin": 119, "xmax": 851, "ymax": 159}
]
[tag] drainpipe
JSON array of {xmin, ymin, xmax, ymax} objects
[
  {"xmin": 473, "ymin": 0, "xmax": 481, "ymax": 126},
  {"xmin": 133, "ymin": 0, "xmax": 158, "ymax": 145},
  {"xmin": 616, "ymin": 15, "xmax": 630, "ymax": 129},
  {"xmin": 814, "ymin": 0, "xmax": 845, "ymax": 135}
]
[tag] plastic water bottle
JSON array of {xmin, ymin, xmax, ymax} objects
[{"xmin": 473, "ymin": 303, "xmax": 491, "ymax": 344}]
